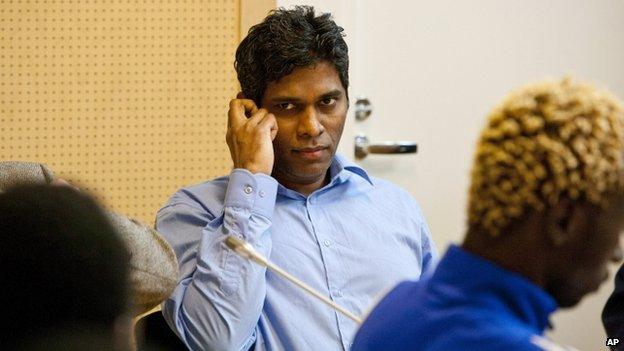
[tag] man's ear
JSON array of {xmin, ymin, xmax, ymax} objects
[{"xmin": 545, "ymin": 198, "xmax": 587, "ymax": 247}]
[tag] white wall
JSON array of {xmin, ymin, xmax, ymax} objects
[{"xmin": 278, "ymin": 1, "xmax": 624, "ymax": 349}]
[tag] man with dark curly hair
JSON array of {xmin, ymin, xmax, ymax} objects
[
  {"xmin": 156, "ymin": 6, "xmax": 437, "ymax": 351},
  {"xmin": 352, "ymin": 78, "xmax": 624, "ymax": 350}
]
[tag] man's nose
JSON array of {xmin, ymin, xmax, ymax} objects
[{"xmin": 297, "ymin": 107, "xmax": 324, "ymax": 138}]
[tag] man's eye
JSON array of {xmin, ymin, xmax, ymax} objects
[
  {"xmin": 277, "ymin": 102, "xmax": 296, "ymax": 110},
  {"xmin": 320, "ymin": 98, "xmax": 336, "ymax": 106}
]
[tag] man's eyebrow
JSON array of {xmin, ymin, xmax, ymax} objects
[
  {"xmin": 268, "ymin": 96, "xmax": 303, "ymax": 103},
  {"xmin": 268, "ymin": 90, "xmax": 344, "ymax": 103},
  {"xmin": 320, "ymin": 90, "xmax": 343, "ymax": 99}
]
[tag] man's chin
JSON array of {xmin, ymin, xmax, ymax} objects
[
  {"xmin": 557, "ymin": 295, "xmax": 583, "ymax": 309},
  {"xmin": 556, "ymin": 286, "xmax": 599, "ymax": 308}
]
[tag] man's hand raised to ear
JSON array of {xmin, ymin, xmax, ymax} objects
[{"xmin": 226, "ymin": 96, "xmax": 278, "ymax": 175}]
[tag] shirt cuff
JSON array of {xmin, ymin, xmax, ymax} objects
[{"xmin": 224, "ymin": 168, "xmax": 278, "ymax": 219}]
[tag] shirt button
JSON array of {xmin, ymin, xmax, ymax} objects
[
  {"xmin": 323, "ymin": 239, "xmax": 331, "ymax": 247},
  {"xmin": 259, "ymin": 190, "xmax": 266, "ymax": 198},
  {"xmin": 244, "ymin": 186, "xmax": 253, "ymax": 194},
  {"xmin": 335, "ymin": 289, "xmax": 343, "ymax": 297}
]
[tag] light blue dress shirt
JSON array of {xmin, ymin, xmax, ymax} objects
[{"xmin": 156, "ymin": 154, "xmax": 437, "ymax": 351}]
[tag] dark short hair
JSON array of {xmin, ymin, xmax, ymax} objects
[
  {"xmin": 0, "ymin": 185, "xmax": 130, "ymax": 346},
  {"xmin": 235, "ymin": 5, "xmax": 349, "ymax": 105}
]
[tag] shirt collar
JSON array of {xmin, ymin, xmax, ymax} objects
[
  {"xmin": 330, "ymin": 153, "xmax": 373, "ymax": 186},
  {"xmin": 433, "ymin": 245, "xmax": 558, "ymax": 333},
  {"xmin": 276, "ymin": 154, "xmax": 373, "ymax": 199}
]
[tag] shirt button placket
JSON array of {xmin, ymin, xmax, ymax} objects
[{"xmin": 309, "ymin": 197, "xmax": 346, "ymax": 349}]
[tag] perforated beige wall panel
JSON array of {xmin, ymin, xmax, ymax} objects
[{"xmin": 0, "ymin": 1, "xmax": 251, "ymax": 223}]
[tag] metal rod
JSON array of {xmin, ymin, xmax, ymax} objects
[
  {"xmin": 264, "ymin": 260, "xmax": 363, "ymax": 323},
  {"xmin": 225, "ymin": 236, "xmax": 363, "ymax": 324}
]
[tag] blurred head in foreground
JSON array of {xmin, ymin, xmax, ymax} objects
[
  {"xmin": 0, "ymin": 185, "xmax": 132, "ymax": 350},
  {"xmin": 464, "ymin": 77, "xmax": 624, "ymax": 307}
]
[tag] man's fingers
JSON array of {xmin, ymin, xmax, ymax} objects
[
  {"xmin": 246, "ymin": 108, "xmax": 269, "ymax": 126},
  {"xmin": 228, "ymin": 99, "xmax": 258, "ymax": 128},
  {"xmin": 257, "ymin": 113, "xmax": 278, "ymax": 140}
]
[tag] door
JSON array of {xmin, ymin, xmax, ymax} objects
[{"xmin": 278, "ymin": 0, "xmax": 624, "ymax": 349}]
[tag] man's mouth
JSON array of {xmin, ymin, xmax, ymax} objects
[{"xmin": 293, "ymin": 146, "xmax": 328, "ymax": 160}]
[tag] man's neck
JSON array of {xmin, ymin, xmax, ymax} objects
[
  {"xmin": 461, "ymin": 227, "xmax": 547, "ymax": 289},
  {"xmin": 274, "ymin": 171, "xmax": 330, "ymax": 197}
]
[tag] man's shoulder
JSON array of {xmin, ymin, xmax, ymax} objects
[
  {"xmin": 365, "ymin": 175, "xmax": 411, "ymax": 196},
  {"xmin": 363, "ymin": 175, "xmax": 424, "ymax": 211},
  {"xmin": 356, "ymin": 280, "xmax": 425, "ymax": 338},
  {"xmin": 160, "ymin": 175, "xmax": 230, "ymax": 212},
  {"xmin": 355, "ymin": 279, "xmax": 541, "ymax": 351}
]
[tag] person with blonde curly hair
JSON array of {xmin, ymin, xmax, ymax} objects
[{"xmin": 352, "ymin": 78, "xmax": 624, "ymax": 351}]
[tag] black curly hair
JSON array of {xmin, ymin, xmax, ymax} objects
[{"xmin": 235, "ymin": 6, "xmax": 349, "ymax": 105}]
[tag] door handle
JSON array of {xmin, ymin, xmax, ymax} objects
[{"xmin": 355, "ymin": 134, "xmax": 418, "ymax": 159}]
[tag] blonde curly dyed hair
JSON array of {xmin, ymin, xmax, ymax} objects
[{"xmin": 468, "ymin": 78, "xmax": 624, "ymax": 237}]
